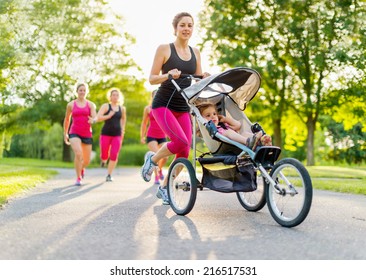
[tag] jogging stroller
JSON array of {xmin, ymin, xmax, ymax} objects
[{"xmin": 166, "ymin": 67, "xmax": 313, "ymax": 228}]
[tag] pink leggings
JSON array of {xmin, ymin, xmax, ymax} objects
[
  {"xmin": 152, "ymin": 107, "xmax": 192, "ymax": 159},
  {"xmin": 100, "ymin": 135, "xmax": 122, "ymax": 161}
]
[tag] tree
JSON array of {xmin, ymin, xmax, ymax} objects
[
  {"xmin": 199, "ymin": 0, "xmax": 366, "ymax": 165},
  {"xmin": 0, "ymin": 0, "xmax": 19, "ymax": 157},
  {"xmin": 3, "ymin": 0, "xmax": 145, "ymax": 161}
]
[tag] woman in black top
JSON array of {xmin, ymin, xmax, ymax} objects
[
  {"xmin": 141, "ymin": 12, "xmax": 210, "ymax": 204},
  {"xmin": 94, "ymin": 88, "xmax": 126, "ymax": 182}
]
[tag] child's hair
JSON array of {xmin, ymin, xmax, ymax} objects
[
  {"xmin": 107, "ymin": 88, "xmax": 124, "ymax": 105},
  {"xmin": 197, "ymin": 102, "xmax": 217, "ymax": 114}
]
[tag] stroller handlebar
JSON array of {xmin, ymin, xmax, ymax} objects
[
  {"xmin": 168, "ymin": 73, "xmax": 203, "ymax": 92},
  {"xmin": 167, "ymin": 73, "xmax": 203, "ymax": 81},
  {"xmin": 180, "ymin": 74, "xmax": 203, "ymax": 80}
]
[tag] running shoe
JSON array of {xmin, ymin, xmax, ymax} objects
[
  {"xmin": 75, "ymin": 178, "xmax": 82, "ymax": 186},
  {"xmin": 159, "ymin": 170, "xmax": 164, "ymax": 180},
  {"xmin": 106, "ymin": 174, "xmax": 113, "ymax": 182},
  {"xmin": 141, "ymin": 151, "xmax": 157, "ymax": 182},
  {"xmin": 154, "ymin": 175, "xmax": 160, "ymax": 185},
  {"xmin": 156, "ymin": 186, "xmax": 170, "ymax": 205}
]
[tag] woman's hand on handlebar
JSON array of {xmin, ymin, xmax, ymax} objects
[
  {"xmin": 168, "ymin": 68, "xmax": 181, "ymax": 79},
  {"xmin": 202, "ymin": 72, "xmax": 211, "ymax": 78},
  {"xmin": 167, "ymin": 70, "xmax": 210, "ymax": 81}
]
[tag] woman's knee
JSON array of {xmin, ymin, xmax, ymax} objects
[
  {"xmin": 176, "ymin": 149, "xmax": 190, "ymax": 159},
  {"xmin": 74, "ymin": 152, "xmax": 84, "ymax": 162},
  {"xmin": 168, "ymin": 141, "xmax": 190, "ymax": 158},
  {"xmin": 109, "ymin": 153, "xmax": 118, "ymax": 161}
]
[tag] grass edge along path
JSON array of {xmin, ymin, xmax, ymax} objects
[
  {"xmin": 307, "ymin": 166, "xmax": 366, "ymax": 195},
  {"xmin": 0, "ymin": 158, "xmax": 365, "ymax": 207},
  {"xmin": 0, "ymin": 159, "xmax": 61, "ymax": 207}
]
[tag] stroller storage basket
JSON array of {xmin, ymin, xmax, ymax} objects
[{"xmin": 198, "ymin": 155, "xmax": 257, "ymax": 193}]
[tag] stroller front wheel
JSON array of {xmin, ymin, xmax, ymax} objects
[
  {"xmin": 265, "ymin": 158, "xmax": 313, "ymax": 227},
  {"xmin": 167, "ymin": 158, "xmax": 198, "ymax": 215}
]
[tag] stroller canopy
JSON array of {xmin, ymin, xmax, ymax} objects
[{"xmin": 184, "ymin": 67, "xmax": 261, "ymax": 110}]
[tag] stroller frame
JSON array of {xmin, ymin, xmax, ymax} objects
[{"xmin": 166, "ymin": 67, "xmax": 313, "ymax": 228}]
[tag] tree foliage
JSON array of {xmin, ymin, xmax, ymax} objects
[
  {"xmin": 1, "ymin": 0, "xmax": 148, "ymax": 161},
  {"xmin": 322, "ymin": 117, "xmax": 366, "ymax": 164},
  {"xmin": 199, "ymin": 0, "xmax": 366, "ymax": 165}
]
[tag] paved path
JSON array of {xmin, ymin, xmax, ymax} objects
[{"xmin": 0, "ymin": 167, "xmax": 366, "ymax": 260}]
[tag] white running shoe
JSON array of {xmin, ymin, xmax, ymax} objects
[
  {"xmin": 156, "ymin": 186, "xmax": 170, "ymax": 205},
  {"xmin": 141, "ymin": 151, "xmax": 157, "ymax": 182}
]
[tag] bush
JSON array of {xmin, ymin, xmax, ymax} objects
[
  {"xmin": 118, "ymin": 144, "xmax": 149, "ymax": 166},
  {"xmin": 43, "ymin": 123, "xmax": 63, "ymax": 161},
  {"xmin": 116, "ymin": 144, "xmax": 177, "ymax": 167}
]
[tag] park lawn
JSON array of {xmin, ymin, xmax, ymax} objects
[
  {"xmin": 0, "ymin": 158, "xmax": 72, "ymax": 206},
  {"xmin": 0, "ymin": 158, "xmax": 365, "ymax": 207},
  {"xmin": 0, "ymin": 157, "xmax": 74, "ymax": 168},
  {"xmin": 306, "ymin": 166, "xmax": 366, "ymax": 179},
  {"xmin": 0, "ymin": 164, "xmax": 57, "ymax": 206},
  {"xmin": 306, "ymin": 166, "xmax": 366, "ymax": 195}
]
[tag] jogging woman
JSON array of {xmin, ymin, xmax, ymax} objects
[
  {"xmin": 141, "ymin": 12, "xmax": 210, "ymax": 204},
  {"xmin": 64, "ymin": 82, "xmax": 97, "ymax": 186},
  {"xmin": 94, "ymin": 88, "xmax": 126, "ymax": 182}
]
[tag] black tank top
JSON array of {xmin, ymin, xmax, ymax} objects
[
  {"xmin": 152, "ymin": 43, "xmax": 197, "ymax": 112},
  {"xmin": 101, "ymin": 104, "xmax": 122, "ymax": 136}
]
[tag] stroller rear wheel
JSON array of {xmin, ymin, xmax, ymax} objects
[
  {"xmin": 236, "ymin": 174, "xmax": 266, "ymax": 212},
  {"xmin": 167, "ymin": 158, "xmax": 197, "ymax": 215}
]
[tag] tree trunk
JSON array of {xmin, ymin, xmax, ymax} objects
[
  {"xmin": 306, "ymin": 119, "xmax": 316, "ymax": 166},
  {"xmin": 273, "ymin": 118, "xmax": 282, "ymax": 149}
]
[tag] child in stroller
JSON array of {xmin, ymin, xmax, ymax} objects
[{"xmin": 197, "ymin": 102, "xmax": 272, "ymax": 151}]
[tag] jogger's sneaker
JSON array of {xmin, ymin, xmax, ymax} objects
[
  {"xmin": 141, "ymin": 151, "xmax": 157, "ymax": 182},
  {"xmin": 75, "ymin": 178, "xmax": 82, "ymax": 186},
  {"xmin": 154, "ymin": 175, "xmax": 160, "ymax": 185},
  {"xmin": 159, "ymin": 170, "xmax": 164, "ymax": 180},
  {"xmin": 156, "ymin": 186, "xmax": 170, "ymax": 205},
  {"xmin": 106, "ymin": 174, "xmax": 113, "ymax": 182}
]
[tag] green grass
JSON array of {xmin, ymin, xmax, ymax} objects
[
  {"xmin": 307, "ymin": 166, "xmax": 366, "ymax": 195},
  {"xmin": 0, "ymin": 158, "xmax": 365, "ymax": 207},
  {"xmin": 307, "ymin": 166, "xmax": 366, "ymax": 179},
  {"xmin": 0, "ymin": 161, "xmax": 58, "ymax": 206},
  {"xmin": 0, "ymin": 157, "xmax": 74, "ymax": 168}
]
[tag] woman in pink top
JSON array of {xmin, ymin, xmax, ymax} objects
[
  {"xmin": 140, "ymin": 90, "xmax": 168, "ymax": 185},
  {"xmin": 63, "ymin": 82, "xmax": 97, "ymax": 186}
]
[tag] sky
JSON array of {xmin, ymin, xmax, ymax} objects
[{"xmin": 108, "ymin": 0, "xmax": 217, "ymax": 89}]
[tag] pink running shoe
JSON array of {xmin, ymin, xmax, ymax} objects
[
  {"xmin": 159, "ymin": 170, "xmax": 164, "ymax": 180},
  {"xmin": 154, "ymin": 175, "xmax": 160, "ymax": 185},
  {"xmin": 75, "ymin": 178, "xmax": 82, "ymax": 186}
]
